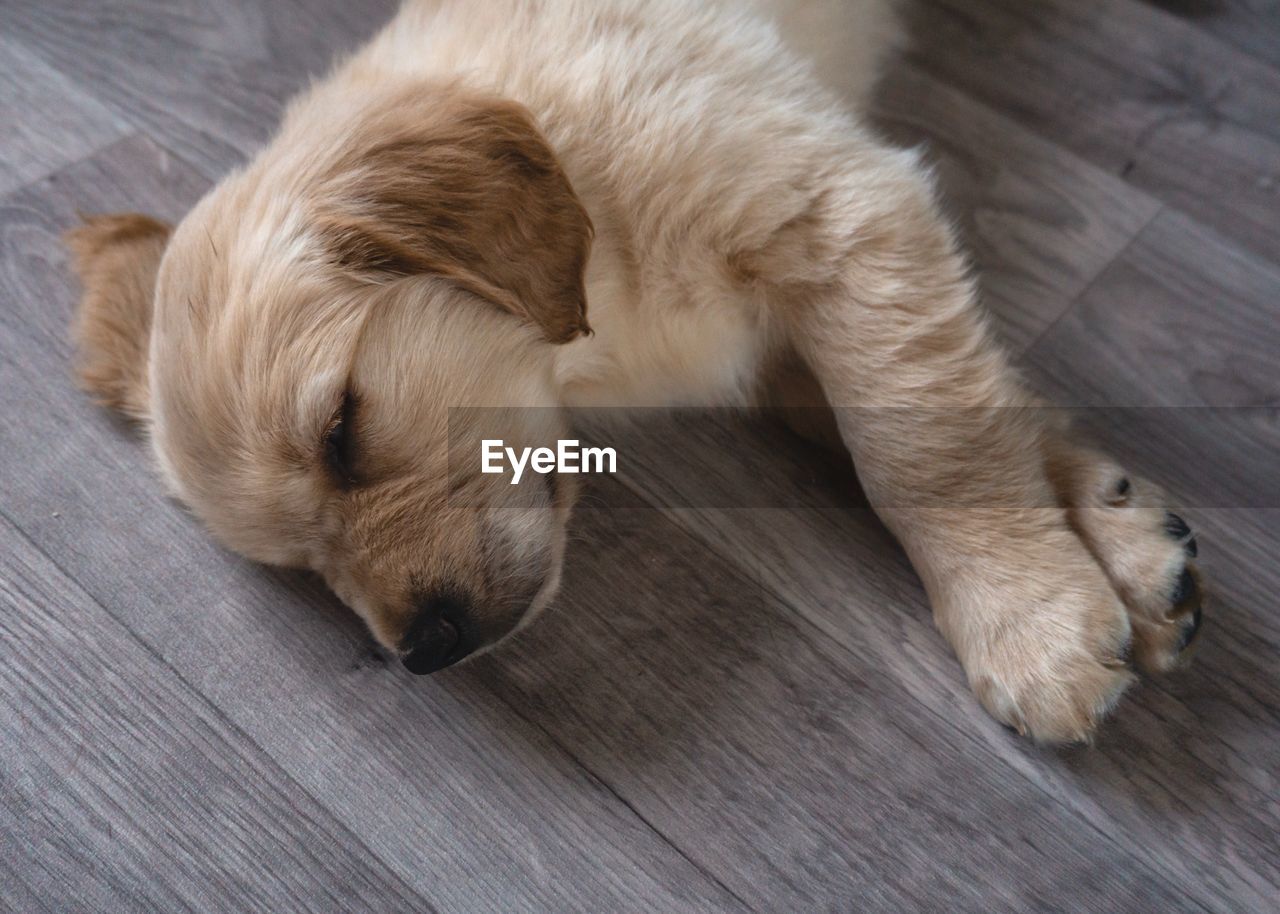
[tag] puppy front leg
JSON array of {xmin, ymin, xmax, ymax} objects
[{"xmin": 773, "ymin": 151, "xmax": 1136, "ymax": 742}]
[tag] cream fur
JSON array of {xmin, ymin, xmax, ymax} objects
[{"xmin": 67, "ymin": 0, "xmax": 1204, "ymax": 743}]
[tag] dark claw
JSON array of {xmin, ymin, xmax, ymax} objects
[
  {"xmin": 1177, "ymin": 606, "xmax": 1204, "ymax": 653},
  {"xmin": 1163, "ymin": 512, "xmax": 1198, "ymax": 556},
  {"xmin": 1170, "ymin": 567, "xmax": 1197, "ymax": 607},
  {"xmin": 1164, "ymin": 512, "xmax": 1191, "ymax": 541}
]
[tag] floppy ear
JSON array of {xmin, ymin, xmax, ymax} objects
[
  {"xmin": 64, "ymin": 213, "xmax": 171, "ymax": 421},
  {"xmin": 315, "ymin": 85, "xmax": 594, "ymax": 344}
]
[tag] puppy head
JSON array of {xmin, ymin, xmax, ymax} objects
[{"xmin": 67, "ymin": 82, "xmax": 593, "ymax": 672}]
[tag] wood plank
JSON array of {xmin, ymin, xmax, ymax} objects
[
  {"xmin": 1137, "ymin": 0, "xmax": 1280, "ymax": 70},
  {"xmin": 1023, "ymin": 208, "xmax": 1280, "ymax": 408},
  {"xmin": 482, "ymin": 487, "xmax": 1201, "ymax": 912},
  {"xmin": 1019, "ymin": 208, "xmax": 1280, "ymax": 519},
  {"xmin": 0, "ymin": 134, "xmax": 748, "ymax": 914},
  {"xmin": 1008, "ymin": 207, "xmax": 1280, "ymax": 905},
  {"xmin": 872, "ymin": 64, "xmax": 1160, "ymax": 352},
  {"xmin": 1019, "ymin": 206, "xmax": 1280, "ymax": 667},
  {"xmin": 0, "ymin": 515, "xmax": 433, "ymax": 914},
  {"xmin": 0, "ymin": 35, "xmax": 130, "ymax": 196},
  {"xmin": 908, "ymin": 0, "xmax": 1280, "ymax": 264},
  {"xmin": 0, "ymin": 134, "xmax": 209, "ymax": 362},
  {"xmin": 587, "ymin": 402, "xmax": 1280, "ymax": 910},
  {"xmin": 0, "ymin": 0, "xmax": 399, "ymax": 178}
]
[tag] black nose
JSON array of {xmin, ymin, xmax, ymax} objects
[{"xmin": 401, "ymin": 591, "xmax": 469, "ymax": 675}]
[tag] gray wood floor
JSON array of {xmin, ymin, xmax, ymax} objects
[{"xmin": 1, "ymin": 1, "xmax": 1278, "ymax": 911}]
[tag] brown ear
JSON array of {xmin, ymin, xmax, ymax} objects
[
  {"xmin": 64, "ymin": 213, "xmax": 171, "ymax": 420},
  {"xmin": 315, "ymin": 86, "xmax": 593, "ymax": 343}
]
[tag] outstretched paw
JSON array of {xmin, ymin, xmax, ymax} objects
[{"xmin": 935, "ymin": 524, "xmax": 1138, "ymax": 744}]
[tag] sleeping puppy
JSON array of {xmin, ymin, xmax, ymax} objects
[{"xmin": 66, "ymin": 0, "xmax": 1204, "ymax": 743}]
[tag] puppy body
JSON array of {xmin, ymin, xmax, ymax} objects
[
  {"xmin": 69, "ymin": 0, "xmax": 1205, "ymax": 742},
  {"xmin": 331, "ymin": 0, "xmax": 888, "ymax": 410}
]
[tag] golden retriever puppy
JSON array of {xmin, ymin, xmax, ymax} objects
[{"xmin": 67, "ymin": 0, "xmax": 1203, "ymax": 742}]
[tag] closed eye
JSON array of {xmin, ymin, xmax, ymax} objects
[{"xmin": 322, "ymin": 389, "xmax": 359, "ymax": 486}]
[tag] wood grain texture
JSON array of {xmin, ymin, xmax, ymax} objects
[
  {"xmin": 1019, "ymin": 208, "xmax": 1280, "ymax": 515},
  {"xmin": 872, "ymin": 64, "xmax": 1161, "ymax": 351},
  {"xmin": 1, "ymin": 0, "xmax": 1278, "ymax": 910},
  {"xmin": 484, "ymin": 487, "xmax": 1201, "ymax": 912},
  {"xmin": 0, "ymin": 0, "xmax": 398, "ymax": 177},
  {"xmin": 909, "ymin": 0, "xmax": 1280, "ymax": 264},
  {"xmin": 0, "ymin": 35, "xmax": 130, "ymax": 196},
  {"xmin": 1138, "ymin": 0, "xmax": 1280, "ymax": 70},
  {"xmin": 595, "ymin": 406, "xmax": 1280, "ymax": 912},
  {"xmin": 1024, "ymin": 208, "xmax": 1280, "ymax": 408},
  {"xmin": 0, "ymin": 516, "xmax": 433, "ymax": 914}
]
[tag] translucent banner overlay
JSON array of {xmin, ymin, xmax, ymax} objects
[{"xmin": 446, "ymin": 407, "xmax": 1278, "ymax": 509}]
